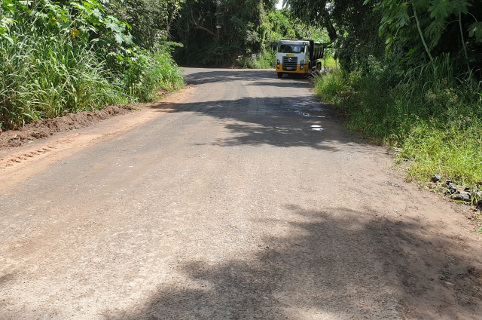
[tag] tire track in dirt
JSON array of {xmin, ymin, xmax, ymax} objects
[{"xmin": 1, "ymin": 144, "xmax": 62, "ymax": 169}]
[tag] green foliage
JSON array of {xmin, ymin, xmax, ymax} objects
[
  {"xmin": 174, "ymin": 0, "xmax": 272, "ymax": 66},
  {"xmin": 123, "ymin": 50, "xmax": 184, "ymax": 101},
  {"xmin": 286, "ymin": 0, "xmax": 385, "ymax": 72},
  {"xmin": 400, "ymin": 116, "xmax": 482, "ymax": 187},
  {"xmin": 0, "ymin": 1, "xmax": 121, "ymax": 129},
  {"xmin": 237, "ymin": 49, "xmax": 276, "ymax": 69},
  {"xmin": 374, "ymin": 0, "xmax": 482, "ymax": 77},
  {"xmin": 0, "ymin": 0, "xmax": 184, "ymax": 130},
  {"xmin": 105, "ymin": 0, "xmax": 184, "ymax": 51},
  {"xmin": 314, "ymin": 56, "xmax": 482, "ymax": 187},
  {"xmin": 320, "ymin": 55, "xmax": 338, "ymax": 69},
  {"xmin": 173, "ymin": 3, "xmax": 327, "ymax": 67},
  {"xmin": 266, "ymin": 9, "xmax": 298, "ymax": 42},
  {"xmin": 266, "ymin": 9, "xmax": 329, "ymax": 44}
]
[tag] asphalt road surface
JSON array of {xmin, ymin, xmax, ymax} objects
[{"xmin": 1, "ymin": 68, "xmax": 481, "ymax": 319}]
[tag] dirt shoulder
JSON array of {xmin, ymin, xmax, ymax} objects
[
  {"xmin": 0, "ymin": 87, "xmax": 199, "ymax": 150},
  {"xmin": 0, "ymin": 105, "xmax": 135, "ymax": 149},
  {"xmin": 0, "ymin": 87, "xmax": 195, "ymax": 191}
]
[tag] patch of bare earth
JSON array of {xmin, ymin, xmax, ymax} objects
[
  {"xmin": 0, "ymin": 88, "xmax": 196, "ymax": 150},
  {"xmin": 0, "ymin": 106, "xmax": 134, "ymax": 149}
]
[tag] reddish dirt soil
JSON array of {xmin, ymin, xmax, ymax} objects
[{"xmin": 0, "ymin": 105, "xmax": 135, "ymax": 149}]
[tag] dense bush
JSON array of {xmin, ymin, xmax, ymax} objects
[
  {"xmin": 0, "ymin": 0, "xmax": 183, "ymax": 130},
  {"xmin": 173, "ymin": 5, "xmax": 330, "ymax": 67},
  {"xmin": 0, "ymin": 31, "xmax": 122, "ymax": 129},
  {"xmin": 315, "ymin": 58, "xmax": 482, "ymax": 187}
]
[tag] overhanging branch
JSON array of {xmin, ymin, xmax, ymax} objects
[{"xmin": 190, "ymin": 8, "xmax": 216, "ymax": 37}]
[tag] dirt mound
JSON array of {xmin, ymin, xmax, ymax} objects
[{"xmin": 0, "ymin": 105, "xmax": 134, "ymax": 149}]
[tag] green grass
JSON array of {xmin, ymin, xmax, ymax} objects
[
  {"xmin": 401, "ymin": 117, "xmax": 482, "ymax": 186},
  {"xmin": 0, "ymin": 0, "xmax": 185, "ymax": 131},
  {"xmin": 237, "ymin": 50, "xmax": 276, "ymax": 69},
  {"xmin": 1, "ymin": 33, "xmax": 183, "ymax": 130},
  {"xmin": 319, "ymin": 56, "xmax": 338, "ymax": 69},
  {"xmin": 122, "ymin": 50, "xmax": 184, "ymax": 102},
  {"xmin": 0, "ymin": 33, "xmax": 123, "ymax": 129},
  {"xmin": 314, "ymin": 60, "xmax": 482, "ymax": 189}
]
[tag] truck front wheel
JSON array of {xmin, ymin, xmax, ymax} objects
[{"xmin": 277, "ymin": 72, "xmax": 283, "ymax": 78}]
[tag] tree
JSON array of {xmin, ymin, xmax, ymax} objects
[
  {"xmin": 172, "ymin": 0, "xmax": 328, "ymax": 66},
  {"xmin": 286, "ymin": 0, "xmax": 482, "ymax": 76},
  {"xmin": 172, "ymin": 0, "xmax": 282, "ymax": 66},
  {"xmin": 374, "ymin": 0, "xmax": 482, "ymax": 77},
  {"xmin": 285, "ymin": 0, "xmax": 384, "ymax": 71},
  {"xmin": 105, "ymin": 0, "xmax": 184, "ymax": 51},
  {"xmin": 283, "ymin": 0, "xmax": 337, "ymax": 40}
]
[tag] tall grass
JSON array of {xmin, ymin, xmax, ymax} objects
[
  {"xmin": 150, "ymin": 51, "xmax": 184, "ymax": 94},
  {"xmin": 315, "ymin": 56, "xmax": 482, "ymax": 188},
  {"xmin": 0, "ymin": 33, "xmax": 184, "ymax": 130},
  {"xmin": 0, "ymin": 1, "xmax": 184, "ymax": 131},
  {"xmin": 320, "ymin": 56, "xmax": 338, "ymax": 69},
  {"xmin": 0, "ymin": 33, "xmax": 123, "ymax": 129},
  {"xmin": 401, "ymin": 117, "xmax": 482, "ymax": 186},
  {"xmin": 122, "ymin": 50, "xmax": 184, "ymax": 102}
]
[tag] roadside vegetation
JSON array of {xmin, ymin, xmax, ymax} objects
[
  {"xmin": 291, "ymin": 0, "xmax": 482, "ymax": 205},
  {"xmin": 315, "ymin": 60, "xmax": 481, "ymax": 191},
  {"xmin": 0, "ymin": 0, "xmax": 183, "ymax": 130},
  {"xmin": 173, "ymin": 5, "xmax": 330, "ymax": 68}
]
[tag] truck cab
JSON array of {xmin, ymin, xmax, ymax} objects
[{"xmin": 275, "ymin": 40, "xmax": 324, "ymax": 78}]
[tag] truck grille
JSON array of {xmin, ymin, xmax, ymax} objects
[{"xmin": 282, "ymin": 56, "xmax": 298, "ymax": 71}]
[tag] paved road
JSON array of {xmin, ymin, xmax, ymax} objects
[{"xmin": 1, "ymin": 68, "xmax": 481, "ymax": 319}]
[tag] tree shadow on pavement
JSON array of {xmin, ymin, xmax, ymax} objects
[
  {"xmin": 147, "ymin": 68, "xmax": 357, "ymax": 151},
  {"xmin": 182, "ymin": 69, "xmax": 311, "ymax": 87},
  {"xmin": 149, "ymin": 97, "xmax": 356, "ymax": 151},
  {"xmin": 105, "ymin": 206, "xmax": 482, "ymax": 320},
  {"xmin": 247, "ymin": 81, "xmax": 312, "ymax": 89}
]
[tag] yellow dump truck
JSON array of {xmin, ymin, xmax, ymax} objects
[{"xmin": 275, "ymin": 39, "xmax": 325, "ymax": 78}]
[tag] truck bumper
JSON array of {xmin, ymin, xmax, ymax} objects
[{"xmin": 275, "ymin": 64, "xmax": 309, "ymax": 74}]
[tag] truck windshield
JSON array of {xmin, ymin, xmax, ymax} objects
[{"xmin": 278, "ymin": 44, "xmax": 305, "ymax": 53}]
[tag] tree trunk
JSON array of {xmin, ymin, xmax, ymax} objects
[{"xmin": 321, "ymin": 8, "xmax": 337, "ymax": 41}]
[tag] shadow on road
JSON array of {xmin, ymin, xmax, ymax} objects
[
  {"xmin": 247, "ymin": 81, "xmax": 313, "ymax": 89},
  {"xmin": 149, "ymin": 96, "xmax": 354, "ymax": 151},
  {"xmin": 104, "ymin": 206, "xmax": 482, "ymax": 319},
  {"xmin": 183, "ymin": 69, "xmax": 311, "ymax": 87},
  {"xmin": 98, "ymin": 70, "xmax": 482, "ymax": 319}
]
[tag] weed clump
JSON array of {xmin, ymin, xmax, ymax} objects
[{"xmin": 314, "ymin": 56, "xmax": 482, "ymax": 192}]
